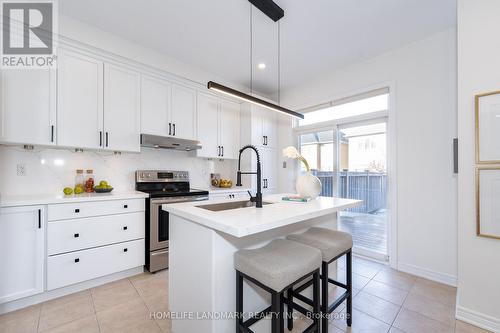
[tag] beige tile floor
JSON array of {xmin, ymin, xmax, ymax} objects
[{"xmin": 0, "ymin": 257, "xmax": 491, "ymax": 333}]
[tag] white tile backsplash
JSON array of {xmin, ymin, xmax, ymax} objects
[{"xmin": 0, "ymin": 145, "xmax": 236, "ymax": 196}]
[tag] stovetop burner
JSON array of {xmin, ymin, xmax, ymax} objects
[{"xmin": 135, "ymin": 170, "xmax": 208, "ymax": 198}]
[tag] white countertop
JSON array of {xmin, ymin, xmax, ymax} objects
[
  {"xmin": 164, "ymin": 193, "xmax": 362, "ymax": 237},
  {"xmin": 0, "ymin": 191, "xmax": 149, "ymax": 207}
]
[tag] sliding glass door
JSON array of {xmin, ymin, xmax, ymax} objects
[
  {"xmin": 296, "ymin": 88, "xmax": 391, "ymax": 261},
  {"xmin": 337, "ymin": 119, "xmax": 388, "ymax": 260}
]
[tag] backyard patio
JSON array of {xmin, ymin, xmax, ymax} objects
[{"xmin": 312, "ymin": 170, "xmax": 388, "ymax": 256}]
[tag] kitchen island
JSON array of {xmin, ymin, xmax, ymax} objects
[{"xmin": 164, "ymin": 194, "xmax": 361, "ymax": 333}]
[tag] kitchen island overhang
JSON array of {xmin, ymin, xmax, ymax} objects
[{"xmin": 164, "ymin": 194, "xmax": 362, "ymax": 333}]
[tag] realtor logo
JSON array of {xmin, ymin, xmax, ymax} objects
[{"xmin": 1, "ymin": 0, "xmax": 57, "ymax": 68}]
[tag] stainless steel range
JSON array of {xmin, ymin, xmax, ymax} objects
[{"xmin": 135, "ymin": 170, "xmax": 209, "ymax": 272}]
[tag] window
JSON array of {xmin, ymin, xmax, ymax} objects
[{"xmin": 298, "ymin": 90, "xmax": 389, "ymax": 127}]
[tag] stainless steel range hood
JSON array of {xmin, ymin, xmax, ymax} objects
[{"xmin": 140, "ymin": 134, "xmax": 202, "ymax": 151}]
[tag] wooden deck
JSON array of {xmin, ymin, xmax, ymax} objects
[{"xmin": 338, "ymin": 210, "xmax": 387, "ymax": 255}]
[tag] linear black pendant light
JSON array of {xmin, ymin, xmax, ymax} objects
[{"xmin": 207, "ymin": 0, "xmax": 304, "ymax": 120}]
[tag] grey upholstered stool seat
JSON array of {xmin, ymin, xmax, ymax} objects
[
  {"xmin": 286, "ymin": 227, "xmax": 354, "ymax": 333},
  {"xmin": 234, "ymin": 239, "xmax": 322, "ymax": 292},
  {"xmin": 287, "ymin": 227, "xmax": 353, "ymax": 262}
]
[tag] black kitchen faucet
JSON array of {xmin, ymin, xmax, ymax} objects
[{"xmin": 236, "ymin": 145, "xmax": 263, "ymax": 208}]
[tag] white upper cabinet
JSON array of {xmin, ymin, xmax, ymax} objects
[
  {"xmin": 219, "ymin": 100, "xmax": 240, "ymax": 159},
  {"xmin": 103, "ymin": 64, "xmax": 141, "ymax": 152},
  {"xmin": 251, "ymin": 106, "xmax": 277, "ymax": 148},
  {"xmin": 140, "ymin": 75, "xmax": 171, "ymax": 137},
  {"xmin": 196, "ymin": 92, "xmax": 240, "ymax": 159},
  {"xmin": 196, "ymin": 92, "xmax": 219, "ymax": 158},
  {"xmin": 1, "ymin": 69, "xmax": 56, "ymax": 146},
  {"xmin": 141, "ymin": 79, "xmax": 196, "ymax": 141},
  {"xmin": 171, "ymin": 84, "xmax": 196, "ymax": 140},
  {"xmin": 57, "ymin": 49, "xmax": 104, "ymax": 150},
  {"xmin": 0, "ymin": 206, "xmax": 45, "ymax": 304}
]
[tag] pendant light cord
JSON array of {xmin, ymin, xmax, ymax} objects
[
  {"xmin": 250, "ymin": 4, "xmax": 253, "ymax": 95},
  {"xmin": 278, "ymin": 21, "xmax": 281, "ymax": 104}
]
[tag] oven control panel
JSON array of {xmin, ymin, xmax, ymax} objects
[{"xmin": 136, "ymin": 170, "xmax": 189, "ymax": 182}]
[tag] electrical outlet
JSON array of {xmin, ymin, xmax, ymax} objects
[{"xmin": 17, "ymin": 164, "xmax": 26, "ymax": 176}]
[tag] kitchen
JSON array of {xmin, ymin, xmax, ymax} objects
[{"xmin": 1, "ymin": 1, "xmax": 499, "ymax": 333}]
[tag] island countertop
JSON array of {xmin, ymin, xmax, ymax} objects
[{"xmin": 163, "ymin": 193, "xmax": 361, "ymax": 237}]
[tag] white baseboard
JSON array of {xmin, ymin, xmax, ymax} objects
[
  {"xmin": 456, "ymin": 305, "xmax": 500, "ymax": 332},
  {"xmin": 397, "ymin": 262, "xmax": 457, "ymax": 287},
  {"xmin": 0, "ymin": 266, "xmax": 144, "ymax": 315}
]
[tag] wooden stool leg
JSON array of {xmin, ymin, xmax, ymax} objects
[
  {"xmin": 236, "ymin": 271, "xmax": 243, "ymax": 333},
  {"xmin": 321, "ymin": 261, "xmax": 329, "ymax": 333},
  {"xmin": 346, "ymin": 251, "xmax": 352, "ymax": 327},
  {"xmin": 313, "ymin": 270, "xmax": 320, "ymax": 333},
  {"xmin": 271, "ymin": 291, "xmax": 281, "ymax": 333}
]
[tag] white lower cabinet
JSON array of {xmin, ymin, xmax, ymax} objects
[
  {"xmin": 47, "ymin": 212, "xmax": 144, "ymax": 255},
  {"xmin": 0, "ymin": 206, "xmax": 45, "ymax": 303},
  {"xmin": 47, "ymin": 239, "xmax": 144, "ymax": 291},
  {"xmin": 44, "ymin": 198, "xmax": 145, "ymax": 291},
  {"xmin": 209, "ymin": 190, "xmax": 249, "ymax": 200}
]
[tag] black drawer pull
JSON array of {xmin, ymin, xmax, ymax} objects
[
  {"xmin": 74, "ymin": 233, "xmax": 79, "ymax": 238},
  {"xmin": 74, "ymin": 209, "xmax": 80, "ymax": 213},
  {"xmin": 123, "ymin": 248, "xmax": 128, "ymax": 252},
  {"xmin": 123, "ymin": 226, "xmax": 128, "ymax": 230},
  {"xmin": 74, "ymin": 258, "xmax": 80, "ymax": 263},
  {"xmin": 123, "ymin": 204, "xmax": 128, "ymax": 209}
]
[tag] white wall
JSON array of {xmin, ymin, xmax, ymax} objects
[
  {"xmin": 0, "ymin": 16, "xmax": 240, "ymax": 196},
  {"xmin": 278, "ymin": 29, "xmax": 458, "ymax": 285},
  {"xmin": 456, "ymin": 1, "xmax": 500, "ymax": 330}
]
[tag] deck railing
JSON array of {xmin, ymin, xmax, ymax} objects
[{"xmin": 311, "ymin": 170, "xmax": 387, "ymax": 214}]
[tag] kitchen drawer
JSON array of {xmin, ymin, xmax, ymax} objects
[
  {"xmin": 47, "ymin": 239, "xmax": 144, "ymax": 290},
  {"xmin": 210, "ymin": 192, "xmax": 249, "ymax": 200},
  {"xmin": 48, "ymin": 199, "xmax": 145, "ymax": 221},
  {"xmin": 48, "ymin": 212, "xmax": 144, "ymax": 255}
]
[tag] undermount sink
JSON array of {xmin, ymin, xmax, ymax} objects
[{"xmin": 196, "ymin": 200, "xmax": 274, "ymax": 212}]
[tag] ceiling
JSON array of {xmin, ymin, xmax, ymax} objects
[{"xmin": 60, "ymin": 0, "xmax": 456, "ymax": 96}]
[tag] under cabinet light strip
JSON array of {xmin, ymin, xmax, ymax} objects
[{"xmin": 207, "ymin": 81, "xmax": 304, "ymax": 119}]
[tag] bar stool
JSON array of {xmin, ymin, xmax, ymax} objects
[
  {"xmin": 286, "ymin": 228, "xmax": 353, "ymax": 333},
  {"xmin": 234, "ymin": 239, "xmax": 322, "ymax": 333}
]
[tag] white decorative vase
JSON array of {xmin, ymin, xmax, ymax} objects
[{"xmin": 296, "ymin": 172, "xmax": 322, "ymax": 199}]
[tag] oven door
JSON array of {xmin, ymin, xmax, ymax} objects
[{"xmin": 149, "ymin": 196, "xmax": 208, "ymax": 251}]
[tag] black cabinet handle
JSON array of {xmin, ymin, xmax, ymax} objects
[
  {"xmin": 217, "ymin": 146, "xmax": 221, "ymax": 156},
  {"xmin": 99, "ymin": 131, "xmax": 103, "ymax": 146},
  {"xmin": 123, "ymin": 226, "xmax": 128, "ymax": 230},
  {"xmin": 221, "ymin": 146, "xmax": 224, "ymax": 157},
  {"xmin": 74, "ymin": 208, "xmax": 80, "ymax": 213},
  {"xmin": 124, "ymin": 204, "xmax": 128, "ymax": 209},
  {"xmin": 51, "ymin": 125, "xmax": 54, "ymax": 142},
  {"xmin": 123, "ymin": 248, "xmax": 128, "ymax": 252},
  {"xmin": 172, "ymin": 123, "xmax": 176, "ymax": 136},
  {"xmin": 169, "ymin": 123, "xmax": 172, "ymax": 135},
  {"xmin": 74, "ymin": 233, "xmax": 79, "ymax": 238},
  {"xmin": 74, "ymin": 258, "xmax": 80, "ymax": 263},
  {"xmin": 38, "ymin": 209, "xmax": 41, "ymax": 229},
  {"xmin": 105, "ymin": 132, "xmax": 109, "ymax": 147}
]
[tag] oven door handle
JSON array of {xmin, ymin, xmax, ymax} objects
[{"xmin": 150, "ymin": 196, "xmax": 209, "ymax": 205}]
